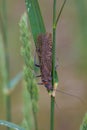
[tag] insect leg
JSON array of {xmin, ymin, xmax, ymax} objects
[
  {"xmin": 36, "ymin": 75, "xmax": 41, "ymax": 78},
  {"xmin": 35, "ymin": 64, "xmax": 40, "ymax": 67},
  {"xmin": 38, "ymin": 83, "xmax": 44, "ymax": 85},
  {"xmin": 34, "ymin": 52, "xmax": 40, "ymax": 67}
]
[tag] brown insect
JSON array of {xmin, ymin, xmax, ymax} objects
[
  {"xmin": 36, "ymin": 33, "xmax": 53, "ymax": 92},
  {"xmin": 36, "ymin": 33, "xmax": 85, "ymax": 100}
]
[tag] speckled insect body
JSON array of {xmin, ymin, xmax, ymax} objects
[{"xmin": 36, "ymin": 33, "xmax": 53, "ymax": 92}]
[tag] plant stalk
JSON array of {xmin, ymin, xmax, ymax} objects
[
  {"xmin": 50, "ymin": 0, "xmax": 56, "ymax": 130},
  {"xmin": 55, "ymin": 0, "xmax": 66, "ymax": 27},
  {"xmin": 2, "ymin": 0, "xmax": 11, "ymax": 128},
  {"xmin": 50, "ymin": 96, "xmax": 55, "ymax": 130}
]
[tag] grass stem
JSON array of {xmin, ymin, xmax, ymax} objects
[
  {"xmin": 50, "ymin": 1, "xmax": 66, "ymax": 129},
  {"xmin": 55, "ymin": 0, "xmax": 66, "ymax": 27},
  {"xmin": 50, "ymin": 0, "xmax": 56, "ymax": 130},
  {"xmin": 50, "ymin": 96, "xmax": 55, "ymax": 130},
  {"xmin": 2, "ymin": 0, "xmax": 11, "ymax": 129}
]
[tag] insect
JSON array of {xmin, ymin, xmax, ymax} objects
[
  {"xmin": 36, "ymin": 33, "xmax": 53, "ymax": 93},
  {"xmin": 34, "ymin": 1, "xmax": 85, "ymax": 103},
  {"xmin": 35, "ymin": 34, "xmax": 85, "ymax": 102}
]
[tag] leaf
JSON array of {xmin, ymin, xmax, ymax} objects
[
  {"xmin": 25, "ymin": 0, "xmax": 46, "ymax": 44},
  {"xmin": 0, "ymin": 120, "xmax": 25, "ymax": 130},
  {"xmin": 4, "ymin": 72, "xmax": 23, "ymax": 94}
]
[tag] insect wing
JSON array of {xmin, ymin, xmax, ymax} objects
[{"xmin": 36, "ymin": 33, "xmax": 52, "ymax": 90}]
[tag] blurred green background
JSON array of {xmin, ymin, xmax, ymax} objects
[{"xmin": 0, "ymin": 0, "xmax": 87, "ymax": 130}]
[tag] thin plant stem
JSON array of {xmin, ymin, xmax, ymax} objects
[
  {"xmin": 2, "ymin": 0, "xmax": 11, "ymax": 128},
  {"xmin": 50, "ymin": 1, "xmax": 67, "ymax": 129},
  {"xmin": 50, "ymin": 96, "xmax": 55, "ymax": 130},
  {"xmin": 52, "ymin": 0, "xmax": 56, "ymax": 83},
  {"xmin": 55, "ymin": 0, "xmax": 67, "ymax": 27},
  {"xmin": 6, "ymin": 96, "xmax": 11, "ymax": 121},
  {"xmin": 50, "ymin": 0, "xmax": 56, "ymax": 130}
]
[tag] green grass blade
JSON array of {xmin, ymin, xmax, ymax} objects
[
  {"xmin": 0, "ymin": 120, "xmax": 25, "ymax": 130},
  {"xmin": 33, "ymin": 0, "xmax": 46, "ymax": 33},
  {"xmin": 4, "ymin": 72, "xmax": 23, "ymax": 94},
  {"xmin": 8, "ymin": 72, "xmax": 23, "ymax": 89},
  {"xmin": 25, "ymin": 0, "xmax": 46, "ymax": 44},
  {"xmin": 55, "ymin": 0, "xmax": 67, "ymax": 27},
  {"xmin": 0, "ymin": 33, "xmax": 6, "ymax": 120},
  {"xmin": 1, "ymin": 0, "xmax": 11, "ymax": 126}
]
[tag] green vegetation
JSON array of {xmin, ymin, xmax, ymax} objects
[
  {"xmin": 19, "ymin": 13, "xmax": 39, "ymax": 130},
  {"xmin": 0, "ymin": 0, "xmax": 87, "ymax": 130},
  {"xmin": 80, "ymin": 113, "xmax": 87, "ymax": 130}
]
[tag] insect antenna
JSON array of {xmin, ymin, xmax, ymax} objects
[
  {"xmin": 54, "ymin": 97, "xmax": 60, "ymax": 111},
  {"xmin": 55, "ymin": 88, "xmax": 86, "ymax": 105}
]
